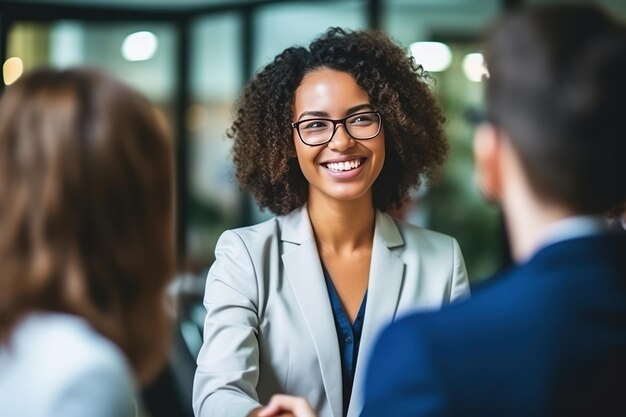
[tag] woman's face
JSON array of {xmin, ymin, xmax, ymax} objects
[{"xmin": 292, "ymin": 68, "xmax": 385, "ymax": 207}]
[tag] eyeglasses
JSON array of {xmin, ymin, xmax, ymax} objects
[{"xmin": 291, "ymin": 111, "xmax": 382, "ymax": 146}]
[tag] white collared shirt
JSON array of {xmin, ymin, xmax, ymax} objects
[{"xmin": 535, "ymin": 215, "xmax": 608, "ymax": 257}]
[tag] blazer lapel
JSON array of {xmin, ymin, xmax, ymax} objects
[
  {"xmin": 281, "ymin": 206, "xmax": 343, "ymax": 417},
  {"xmin": 348, "ymin": 211, "xmax": 405, "ymax": 417}
]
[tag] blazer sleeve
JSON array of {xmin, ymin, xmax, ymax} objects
[
  {"xmin": 449, "ymin": 238, "xmax": 470, "ymax": 303},
  {"xmin": 192, "ymin": 230, "xmax": 262, "ymax": 417}
]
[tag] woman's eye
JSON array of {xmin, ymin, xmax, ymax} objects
[
  {"xmin": 349, "ymin": 114, "xmax": 375, "ymax": 125},
  {"xmin": 302, "ymin": 120, "xmax": 330, "ymax": 130}
]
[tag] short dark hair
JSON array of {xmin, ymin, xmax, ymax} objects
[
  {"xmin": 485, "ymin": 4, "xmax": 626, "ymax": 213},
  {"xmin": 229, "ymin": 27, "xmax": 448, "ymax": 215}
]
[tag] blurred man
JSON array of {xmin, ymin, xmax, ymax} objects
[{"xmin": 362, "ymin": 4, "xmax": 626, "ymax": 417}]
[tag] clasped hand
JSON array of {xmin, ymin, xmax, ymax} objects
[{"xmin": 250, "ymin": 394, "xmax": 317, "ymax": 417}]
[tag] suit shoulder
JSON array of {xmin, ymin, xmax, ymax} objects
[
  {"xmin": 217, "ymin": 216, "xmax": 282, "ymax": 248},
  {"xmin": 230, "ymin": 215, "xmax": 280, "ymax": 237}
]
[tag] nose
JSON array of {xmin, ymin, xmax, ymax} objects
[{"xmin": 327, "ymin": 123, "xmax": 355, "ymax": 152}]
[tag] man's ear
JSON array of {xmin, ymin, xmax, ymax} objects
[{"xmin": 473, "ymin": 122, "xmax": 502, "ymax": 203}]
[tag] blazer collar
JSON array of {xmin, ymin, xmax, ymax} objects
[
  {"xmin": 281, "ymin": 205, "xmax": 406, "ymax": 417},
  {"xmin": 348, "ymin": 211, "xmax": 406, "ymax": 417},
  {"xmin": 280, "ymin": 204, "xmax": 405, "ymax": 249},
  {"xmin": 281, "ymin": 205, "xmax": 315, "ymax": 245},
  {"xmin": 281, "ymin": 205, "xmax": 341, "ymax": 417},
  {"xmin": 373, "ymin": 209, "xmax": 404, "ymax": 249}
]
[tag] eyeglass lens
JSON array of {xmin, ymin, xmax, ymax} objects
[{"xmin": 297, "ymin": 112, "xmax": 380, "ymax": 145}]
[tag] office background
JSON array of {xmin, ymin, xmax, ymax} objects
[
  {"xmin": 1, "ymin": 1, "xmax": 624, "ymax": 415},
  {"xmin": 4, "ymin": 0, "xmax": 625, "ymax": 278}
]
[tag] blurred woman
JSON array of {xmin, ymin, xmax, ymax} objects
[{"xmin": 0, "ymin": 68, "xmax": 174, "ymax": 417}]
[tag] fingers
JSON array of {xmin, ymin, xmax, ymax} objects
[
  {"xmin": 258, "ymin": 395, "xmax": 317, "ymax": 417},
  {"xmin": 258, "ymin": 400, "xmax": 282, "ymax": 417}
]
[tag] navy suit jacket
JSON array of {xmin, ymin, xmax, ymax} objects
[{"xmin": 362, "ymin": 235, "xmax": 626, "ymax": 417}]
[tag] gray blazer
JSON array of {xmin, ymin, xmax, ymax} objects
[{"xmin": 192, "ymin": 206, "xmax": 469, "ymax": 417}]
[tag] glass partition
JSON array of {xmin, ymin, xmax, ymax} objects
[
  {"xmin": 253, "ymin": 0, "xmax": 365, "ymax": 72},
  {"xmin": 7, "ymin": 20, "xmax": 177, "ymax": 111},
  {"xmin": 187, "ymin": 12, "xmax": 242, "ymax": 269}
]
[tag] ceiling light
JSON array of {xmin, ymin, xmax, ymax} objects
[
  {"xmin": 3, "ymin": 57, "xmax": 24, "ymax": 85},
  {"xmin": 121, "ymin": 31, "xmax": 158, "ymax": 62},
  {"xmin": 462, "ymin": 53, "xmax": 489, "ymax": 82},
  {"xmin": 409, "ymin": 41, "xmax": 452, "ymax": 72}
]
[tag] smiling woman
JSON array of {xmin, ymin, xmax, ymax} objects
[{"xmin": 193, "ymin": 27, "xmax": 470, "ymax": 417}]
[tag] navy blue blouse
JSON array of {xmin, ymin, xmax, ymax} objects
[{"xmin": 322, "ymin": 265, "xmax": 367, "ymax": 417}]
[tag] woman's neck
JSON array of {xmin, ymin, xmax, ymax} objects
[{"xmin": 307, "ymin": 195, "xmax": 375, "ymax": 254}]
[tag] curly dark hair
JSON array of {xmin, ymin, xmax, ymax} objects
[{"xmin": 229, "ymin": 27, "xmax": 448, "ymax": 215}]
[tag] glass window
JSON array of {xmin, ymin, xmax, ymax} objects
[
  {"xmin": 254, "ymin": 0, "xmax": 366, "ymax": 74},
  {"xmin": 7, "ymin": 20, "xmax": 177, "ymax": 108},
  {"xmin": 187, "ymin": 13, "xmax": 242, "ymax": 270},
  {"xmin": 383, "ymin": 0, "xmax": 499, "ymax": 45}
]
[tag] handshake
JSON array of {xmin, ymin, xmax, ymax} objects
[{"xmin": 250, "ymin": 395, "xmax": 316, "ymax": 417}]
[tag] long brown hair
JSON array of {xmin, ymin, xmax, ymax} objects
[{"xmin": 0, "ymin": 68, "xmax": 175, "ymax": 384}]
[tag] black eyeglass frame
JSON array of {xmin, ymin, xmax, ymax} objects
[{"xmin": 291, "ymin": 111, "xmax": 383, "ymax": 146}]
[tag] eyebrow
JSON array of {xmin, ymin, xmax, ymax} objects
[{"xmin": 297, "ymin": 103, "xmax": 374, "ymax": 120}]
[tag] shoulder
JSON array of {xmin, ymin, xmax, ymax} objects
[
  {"xmin": 211, "ymin": 216, "xmax": 284, "ymax": 278},
  {"xmin": 22, "ymin": 313, "xmax": 132, "ymax": 387},
  {"xmin": 216, "ymin": 206, "xmax": 311, "ymax": 254},
  {"xmin": 364, "ymin": 308, "xmax": 448, "ymax": 416},
  {"xmin": 216, "ymin": 215, "xmax": 282, "ymax": 251},
  {"xmin": 390, "ymin": 265, "xmax": 531, "ymax": 337},
  {"xmin": 31, "ymin": 313, "xmax": 130, "ymax": 374},
  {"xmin": 377, "ymin": 212, "xmax": 469, "ymax": 302},
  {"xmin": 382, "ymin": 214, "xmax": 463, "ymax": 268},
  {"xmin": 208, "ymin": 215, "xmax": 287, "ymax": 300},
  {"xmin": 392, "ymin": 216, "xmax": 460, "ymax": 251},
  {"xmin": 0, "ymin": 313, "xmax": 135, "ymax": 416}
]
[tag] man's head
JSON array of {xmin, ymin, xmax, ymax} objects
[{"xmin": 475, "ymin": 4, "xmax": 626, "ymax": 215}]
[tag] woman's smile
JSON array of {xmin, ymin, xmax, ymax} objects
[{"xmin": 321, "ymin": 157, "xmax": 367, "ymax": 179}]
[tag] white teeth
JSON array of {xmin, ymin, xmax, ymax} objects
[{"xmin": 326, "ymin": 159, "xmax": 362, "ymax": 172}]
